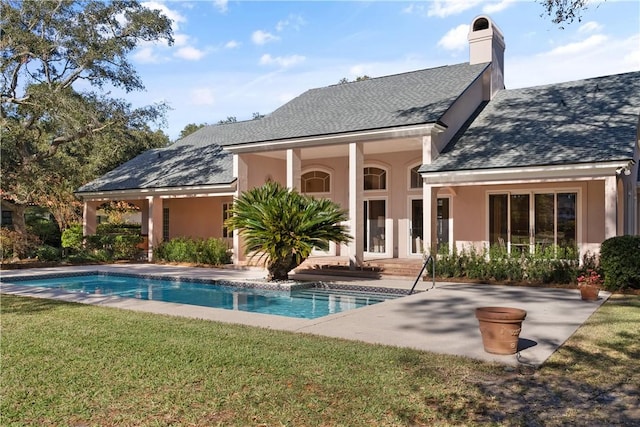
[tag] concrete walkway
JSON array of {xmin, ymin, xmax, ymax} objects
[{"xmin": 0, "ymin": 264, "xmax": 609, "ymax": 367}]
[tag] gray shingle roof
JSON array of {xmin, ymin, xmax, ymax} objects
[
  {"xmin": 420, "ymin": 71, "xmax": 640, "ymax": 174},
  {"xmin": 78, "ymin": 62, "xmax": 489, "ymax": 193},
  {"xmin": 76, "ymin": 139, "xmax": 234, "ymax": 193}
]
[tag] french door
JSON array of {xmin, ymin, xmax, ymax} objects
[
  {"xmin": 489, "ymin": 192, "xmax": 577, "ymax": 254},
  {"xmin": 409, "ymin": 197, "xmax": 450, "ymax": 255},
  {"xmin": 364, "ymin": 199, "xmax": 386, "ymax": 254}
]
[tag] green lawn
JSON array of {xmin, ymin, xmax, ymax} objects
[{"xmin": 1, "ymin": 294, "xmax": 638, "ymax": 426}]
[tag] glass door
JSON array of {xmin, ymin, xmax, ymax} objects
[
  {"xmin": 364, "ymin": 199, "xmax": 386, "ymax": 253},
  {"xmin": 437, "ymin": 198, "xmax": 450, "ymax": 253},
  {"xmin": 509, "ymin": 194, "xmax": 530, "ymax": 254},
  {"xmin": 410, "ymin": 199, "xmax": 423, "ymax": 254}
]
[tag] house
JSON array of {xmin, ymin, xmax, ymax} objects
[{"xmin": 76, "ymin": 16, "xmax": 640, "ymax": 267}]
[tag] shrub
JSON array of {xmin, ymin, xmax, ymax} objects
[
  {"xmin": 433, "ymin": 244, "xmax": 581, "ymax": 285},
  {"xmin": 600, "ymin": 236, "xmax": 640, "ymax": 291},
  {"xmin": 61, "ymin": 225, "xmax": 84, "ymax": 252},
  {"xmin": 0, "ymin": 229, "xmax": 40, "ymax": 260},
  {"xmin": 155, "ymin": 237, "xmax": 231, "ymax": 266},
  {"xmin": 36, "ymin": 245, "xmax": 62, "ymax": 262}
]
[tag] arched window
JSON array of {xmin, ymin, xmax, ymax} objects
[
  {"xmin": 364, "ymin": 167, "xmax": 386, "ymax": 190},
  {"xmin": 301, "ymin": 170, "xmax": 330, "ymax": 193},
  {"xmin": 410, "ymin": 165, "xmax": 422, "ymax": 188}
]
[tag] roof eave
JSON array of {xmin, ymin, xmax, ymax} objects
[
  {"xmin": 222, "ymin": 123, "xmax": 441, "ymax": 154},
  {"xmin": 420, "ymin": 161, "xmax": 632, "ymax": 185},
  {"xmin": 76, "ymin": 181, "xmax": 237, "ymax": 201}
]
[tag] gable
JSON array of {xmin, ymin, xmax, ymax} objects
[{"xmin": 421, "ymin": 71, "xmax": 640, "ymax": 173}]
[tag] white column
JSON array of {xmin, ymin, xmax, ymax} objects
[
  {"xmin": 147, "ymin": 196, "xmax": 163, "ymax": 261},
  {"xmin": 286, "ymin": 148, "xmax": 302, "ymax": 190},
  {"xmin": 348, "ymin": 142, "xmax": 364, "ymax": 268},
  {"xmin": 604, "ymin": 176, "xmax": 618, "ymax": 239},
  {"xmin": 82, "ymin": 201, "xmax": 98, "ymax": 236},
  {"xmin": 233, "ymin": 154, "xmax": 249, "ymax": 265}
]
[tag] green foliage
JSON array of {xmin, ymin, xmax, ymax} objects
[
  {"xmin": 539, "ymin": 0, "xmax": 590, "ymax": 27},
  {"xmin": 154, "ymin": 237, "xmax": 232, "ymax": 265},
  {"xmin": 226, "ymin": 182, "xmax": 351, "ymax": 280},
  {"xmin": 600, "ymin": 236, "xmax": 640, "ymax": 291},
  {"xmin": 61, "ymin": 225, "xmax": 84, "ymax": 251},
  {"xmin": 0, "ymin": 0, "xmax": 173, "ymax": 231},
  {"xmin": 35, "ymin": 245, "xmax": 62, "ymax": 262},
  {"xmin": 435, "ymin": 244, "xmax": 582, "ymax": 284},
  {"xmin": 25, "ymin": 210, "xmax": 61, "ymax": 247},
  {"xmin": 177, "ymin": 123, "xmax": 207, "ymax": 140}
]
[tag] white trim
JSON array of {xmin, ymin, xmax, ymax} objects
[
  {"xmin": 421, "ymin": 161, "xmax": 629, "ymax": 185},
  {"xmin": 407, "ymin": 196, "xmax": 424, "ymax": 257},
  {"xmin": 222, "ymin": 123, "xmax": 440, "ymax": 154},
  {"xmin": 76, "ymin": 184, "xmax": 237, "ymax": 201},
  {"xmin": 485, "ymin": 187, "xmax": 582, "ymax": 254},
  {"xmin": 300, "ymin": 166, "xmax": 333, "ymax": 196},
  {"xmin": 363, "ymin": 197, "xmax": 390, "ymax": 258},
  {"xmin": 437, "ymin": 195, "xmax": 453, "ymax": 254}
]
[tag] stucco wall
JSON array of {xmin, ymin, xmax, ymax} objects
[{"xmin": 165, "ymin": 196, "xmax": 233, "ymax": 240}]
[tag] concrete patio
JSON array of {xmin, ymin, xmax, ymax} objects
[{"xmin": 0, "ymin": 263, "xmax": 609, "ymax": 367}]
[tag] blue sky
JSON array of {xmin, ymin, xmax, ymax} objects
[{"xmin": 127, "ymin": 0, "xmax": 640, "ymax": 140}]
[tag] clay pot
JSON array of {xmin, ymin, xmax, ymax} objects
[
  {"xmin": 579, "ymin": 284, "xmax": 600, "ymax": 301},
  {"xmin": 475, "ymin": 307, "xmax": 527, "ymax": 355}
]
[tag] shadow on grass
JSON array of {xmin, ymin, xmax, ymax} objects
[{"xmin": 1, "ymin": 294, "xmax": 73, "ymax": 315}]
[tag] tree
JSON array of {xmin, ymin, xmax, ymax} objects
[
  {"xmin": 226, "ymin": 182, "xmax": 352, "ymax": 281},
  {"xmin": 217, "ymin": 116, "xmax": 237, "ymax": 124},
  {"xmin": 178, "ymin": 123, "xmax": 207, "ymax": 140},
  {"xmin": 540, "ymin": 0, "xmax": 591, "ymax": 27},
  {"xmin": 0, "ymin": 0, "xmax": 173, "ymax": 233},
  {"xmin": 337, "ymin": 75, "xmax": 371, "ymax": 84}
]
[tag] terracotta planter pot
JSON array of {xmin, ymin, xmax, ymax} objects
[
  {"xmin": 579, "ymin": 285, "xmax": 600, "ymax": 301},
  {"xmin": 475, "ymin": 307, "xmax": 527, "ymax": 355}
]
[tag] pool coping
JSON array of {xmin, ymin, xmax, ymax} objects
[{"xmin": 1, "ymin": 263, "xmax": 610, "ymax": 367}]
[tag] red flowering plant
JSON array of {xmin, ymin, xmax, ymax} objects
[{"xmin": 577, "ymin": 269, "xmax": 603, "ymax": 288}]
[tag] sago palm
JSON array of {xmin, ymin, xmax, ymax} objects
[{"xmin": 225, "ymin": 181, "xmax": 351, "ymax": 281}]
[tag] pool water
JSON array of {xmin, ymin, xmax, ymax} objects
[{"xmin": 5, "ymin": 274, "xmax": 401, "ymax": 319}]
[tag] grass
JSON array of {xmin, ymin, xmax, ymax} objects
[{"xmin": 1, "ymin": 294, "xmax": 639, "ymax": 426}]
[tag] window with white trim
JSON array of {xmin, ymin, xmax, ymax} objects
[
  {"xmin": 364, "ymin": 167, "xmax": 386, "ymax": 190},
  {"xmin": 301, "ymin": 170, "xmax": 330, "ymax": 193},
  {"xmin": 489, "ymin": 191, "xmax": 577, "ymax": 256},
  {"xmin": 222, "ymin": 203, "xmax": 232, "ymax": 238},
  {"xmin": 410, "ymin": 165, "xmax": 422, "ymax": 189}
]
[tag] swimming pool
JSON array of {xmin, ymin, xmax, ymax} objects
[{"xmin": 2, "ymin": 273, "xmax": 403, "ymax": 319}]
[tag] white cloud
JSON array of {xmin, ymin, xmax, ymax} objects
[
  {"xmin": 482, "ymin": 0, "xmax": 516, "ymax": 14},
  {"xmin": 173, "ymin": 34, "xmax": 189, "ymax": 47},
  {"xmin": 437, "ymin": 24, "xmax": 470, "ymax": 51},
  {"xmin": 225, "ymin": 40, "xmax": 240, "ymax": 49},
  {"xmin": 213, "ymin": 0, "xmax": 228, "ymax": 13},
  {"xmin": 579, "ymin": 21, "xmax": 604, "ymax": 34},
  {"xmin": 132, "ymin": 46, "xmax": 163, "ymax": 64},
  {"xmin": 547, "ymin": 34, "xmax": 608, "ymax": 56},
  {"xmin": 175, "ymin": 46, "xmax": 206, "ymax": 61},
  {"xmin": 190, "ymin": 87, "xmax": 215, "ymax": 106},
  {"xmin": 142, "ymin": 1, "xmax": 186, "ymax": 32},
  {"xmin": 259, "ymin": 54, "xmax": 306, "ymax": 68},
  {"xmin": 428, "ymin": 0, "xmax": 484, "ymax": 18},
  {"xmin": 252, "ymin": 30, "xmax": 280, "ymax": 45},
  {"xmin": 506, "ymin": 33, "xmax": 640, "ymax": 89},
  {"xmin": 276, "ymin": 14, "xmax": 306, "ymax": 32}
]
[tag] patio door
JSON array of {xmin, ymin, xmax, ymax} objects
[
  {"xmin": 410, "ymin": 198, "xmax": 423, "ymax": 255},
  {"xmin": 489, "ymin": 192, "xmax": 577, "ymax": 255},
  {"xmin": 364, "ymin": 199, "xmax": 386, "ymax": 254},
  {"xmin": 410, "ymin": 197, "xmax": 450, "ymax": 255}
]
